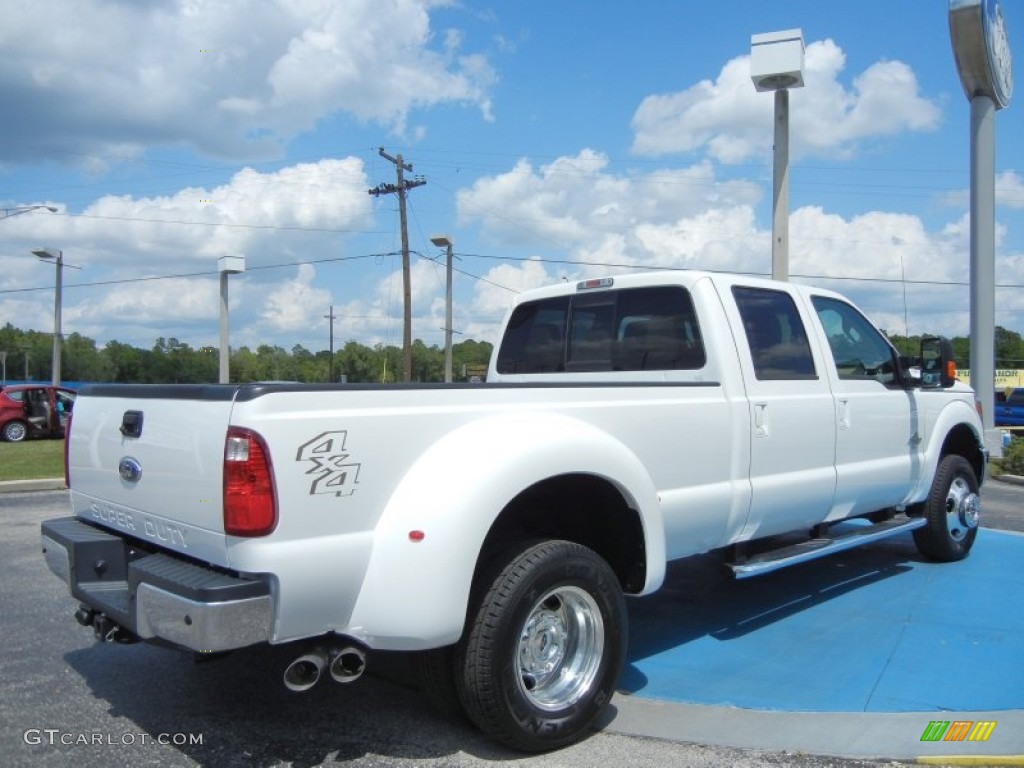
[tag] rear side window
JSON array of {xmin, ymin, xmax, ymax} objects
[
  {"xmin": 496, "ymin": 296, "xmax": 569, "ymax": 373},
  {"xmin": 733, "ymin": 286, "xmax": 816, "ymax": 380},
  {"xmin": 496, "ymin": 286, "xmax": 705, "ymax": 374}
]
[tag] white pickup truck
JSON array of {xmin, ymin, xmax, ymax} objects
[{"xmin": 41, "ymin": 270, "xmax": 986, "ymax": 751}]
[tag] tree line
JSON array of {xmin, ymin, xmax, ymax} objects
[
  {"xmin": 0, "ymin": 324, "xmax": 493, "ymax": 384},
  {"xmin": 4, "ymin": 322, "xmax": 1024, "ymax": 386},
  {"xmin": 883, "ymin": 326, "xmax": 1024, "ymax": 371}
]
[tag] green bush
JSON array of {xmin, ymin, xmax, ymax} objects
[{"xmin": 1002, "ymin": 436, "xmax": 1024, "ymax": 476}]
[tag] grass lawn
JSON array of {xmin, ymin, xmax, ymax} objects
[{"xmin": 0, "ymin": 438, "xmax": 65, "ymax": 481}]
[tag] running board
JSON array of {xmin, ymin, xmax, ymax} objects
[{"xmin": 728, "ymin": 517, "xmax": 927, "ymax": 579}]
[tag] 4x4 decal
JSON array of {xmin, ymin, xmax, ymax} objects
[{"xmin": 296, "ymin": 431, "xmax": 362, "ymax": 497}]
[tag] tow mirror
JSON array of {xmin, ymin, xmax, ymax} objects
[{"xmin": 920, "ymin": 336, "xmax": 956, "ymax": 389}]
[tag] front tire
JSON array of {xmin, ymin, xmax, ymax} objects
[
  {"xmin": 912, "ymin": 454, "xmax": 980, "ymax": 561},
  {"xmin": 2, "ymin": 420, "xmax": 28, "ymax": 442},
  {"xmin": 456, "ymin": 540, "xmax": 626, "ymax": 752}
]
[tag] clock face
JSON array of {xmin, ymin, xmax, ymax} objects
[{"xmin": 984, "ymin": 0, "xmax": 1013, "ymax": 107}]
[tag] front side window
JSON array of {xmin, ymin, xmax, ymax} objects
[
  {"xmin": 811, "ymin": 296, "xmax": 898, "ymax": 384},
  {"xmin": 733, "ymin": 287, "xmax": 816, "ymax": 380},
  {"xmin": 496, "ymin": 286, "xmax": 705, "ymax": 374}
]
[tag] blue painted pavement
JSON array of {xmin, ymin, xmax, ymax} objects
[{"xmin": 620, "ymin": 527, "xmax": 1024, "ymax": 713}]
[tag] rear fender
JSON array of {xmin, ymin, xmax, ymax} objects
[{"xmin": 347, "ymin": 411, "xmax": 664, "ymax": 651}]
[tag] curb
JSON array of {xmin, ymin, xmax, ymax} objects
[
  {"xmin": 0, "ymin": 478, "xmax": 66, "ymax": 493},
  {"xmin": 995, "ymin": 474, "xmax": 1024, "ymax": 486}
]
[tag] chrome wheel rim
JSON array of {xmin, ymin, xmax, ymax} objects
[
  {"xmin": 4, "ymin": 422, "xmax": 26, "ymax": 441},
  {"xmin": 946, "ymin": 475, "xmax": 980, "ymax": 541},
  {"xmin": 516, "ymin": 586, "xmax": 604, "ymax": 711}
]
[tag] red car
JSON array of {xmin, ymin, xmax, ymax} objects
[{"xmin": 0, "ymin": 385, "xmax": 77, "ymax": 442}]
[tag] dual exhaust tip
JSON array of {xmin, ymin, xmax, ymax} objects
[{"xmin": 283, "ymin": 645, "xmax": 367, "ymax": 692}]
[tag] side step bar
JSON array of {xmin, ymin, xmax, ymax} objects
[{"xmin": 728, "ymin": 516, "xmax": 927, "ymax": 579}]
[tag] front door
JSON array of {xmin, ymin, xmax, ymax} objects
[{"xmin": 806, "ymin": 295, "xmax": 922, "ymax": 518}]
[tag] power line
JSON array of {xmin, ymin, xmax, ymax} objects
[
  {"xmin": 67, "ymin": 211, "xmax": 387, "ymax": 235},
  {"xmin": 0, "ymin": 252, "xmax": 388, "ymax": 295}
]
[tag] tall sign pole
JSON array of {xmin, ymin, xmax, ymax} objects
[
  {"xmin": 369, "ymin": 148, "xmax": 426, "ymax": 382},
  {"xmin": 950, "ymin": 0, "xmax": 1013, "ymax": 453}
]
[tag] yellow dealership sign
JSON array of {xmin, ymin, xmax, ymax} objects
[{"xmin": 959, "ymin": 369, "xmax": 1024, "ymax": 389}]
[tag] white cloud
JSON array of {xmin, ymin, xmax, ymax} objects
[
  {"xmin": 456, "ymin": 150, "xmax": 761, "ymax": 251},
  {"xmin": 0, "ymin": 157, "xmax": 374, "ymax": 348},
  {"xmin": 997, "ymin": 171, "xmax": 1024, "ymax": 209},
  {"xmin": 0, "ymin": 0, "xmax": 495, "ymax": 164},
  {"xmin": 258, "ymin": 263, "xmax": 331, "ymax": 332},
  {"xmin": 451, "ymin": 148, "xmax": 1009, "ymax": 342},
  {"xmin": 631, "ymin": 39, "xmax": 941, "ymax": 163}
]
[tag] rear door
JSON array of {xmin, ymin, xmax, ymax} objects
[{"xmin": 717, "ymin": 278, "xmax": 837, "ymax": 539}]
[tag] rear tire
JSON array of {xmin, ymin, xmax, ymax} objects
[
  {"xmin": 413, "ymin": 646, "xmax": 466, "ymax": 722},
  {"xmin": 912, "ymin": 454, "xmax": 980, "ymax": 561},
  {"xmin": 455, "ymin": 540, "xmax": 626, "ymax": 752}
]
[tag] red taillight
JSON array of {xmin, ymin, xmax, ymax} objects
[
  {"xmin": 63, "ymin": 413, "xmax": 72, "ymax": 488},
  {"xmin": 223, "ymin": 427, "xmax": 277, "ymax": 536}
]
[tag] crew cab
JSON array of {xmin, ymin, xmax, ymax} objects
[{"xmin": 41, "ymin": 270, "xmax": 986, "ymax": 752}]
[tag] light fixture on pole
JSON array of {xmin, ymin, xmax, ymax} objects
[
  {"xmin": 950, "ymin": 0, "xmax": 1013, "ymax": 454},
  {"xmin": 751, "ymin": 29, "xmax": 805, "ymax": 282},
  {"xmin": 218, "ymin": 255, "xmax": 245, "ymax": 384},
  {"xmin": 430, "ymin": 235, "xmax": 455, "ymax": 383},
  {"xmin": 3, "ymin": 205, "xmax": 57, "ymax": 220}
]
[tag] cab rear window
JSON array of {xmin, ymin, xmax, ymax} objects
[{"xmin": 496, "ymin": 286, "xmax": 705, "ymax": 374}]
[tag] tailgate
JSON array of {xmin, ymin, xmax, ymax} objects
[{"xmin": 67, "ymin": 384, "xmax": 236, "ymax": 566}]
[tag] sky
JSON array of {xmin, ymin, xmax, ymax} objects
[{"xmin": 1, "ymin": 0, "xmax": 1022, "ymax": 360}]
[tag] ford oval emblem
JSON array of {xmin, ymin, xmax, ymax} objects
[{"xmin": 118, "ymin": 457, "xmax": 142, "ymax": 483}]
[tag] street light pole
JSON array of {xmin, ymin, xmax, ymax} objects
[
  {"xmin": 430, "ymin": 235, "xmax": 455, "ymax": 383},
  {"xmin": 217, "ymin": 255, "xmax": 245, "ymax": 384},
  {"xmin": 31, "ymin": 248, "xmax": 64, "ymax": 386}
]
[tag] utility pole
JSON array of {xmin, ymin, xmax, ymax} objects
[
  {"xmin": 369, "ymin": 147, "xmax": 426, "ymax": 382},
  {"xmin": 324, "ymin": 305, "xmax": 337, "ymax": 383}
]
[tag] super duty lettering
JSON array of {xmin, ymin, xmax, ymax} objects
[{"xmin": 40, "ymin": 270, "xmax": 986, "ymax": 752}]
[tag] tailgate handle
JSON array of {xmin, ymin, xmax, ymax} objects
[{"xmin": 120, "ymin": 410, "xmax": 144, "ymax": 438}]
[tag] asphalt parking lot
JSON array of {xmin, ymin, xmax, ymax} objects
[{"xmin": 2, "ymin": 483, "xmax": 1023, "ymax": 767}]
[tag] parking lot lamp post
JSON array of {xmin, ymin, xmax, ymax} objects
[
  {"xmin": 218, "ymin": 256, "xmax": 245, "ymax": 384},
  {"xmin": 31, "ymin": 248, "xmax": 63, "ymax": 386},
  {"xmin": 751, "ymin": 30, "xmax": 805, "ymax": 282},
  {"xmin": 430, "ymin": 235, "xmax": 455, "ymax": 383}
]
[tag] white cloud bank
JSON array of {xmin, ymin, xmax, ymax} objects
[
  {"xmin": 631, "ymin": 40, "xmax": 941, "ymax": 163},
  {"xmin": 0, "ymin": 0, "xmax": 495, "ymax": 164}
]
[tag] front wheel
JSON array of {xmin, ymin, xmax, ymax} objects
[
  {"xmin": 456, "ymin": 540, "xmax": 626, "ymax": 752},
  {"xmin": 2, "ymin": 420, "xmax": 28, "ymax": 442},
  {"xmin": 912, "ymin": 454, "xmax": 980, "ymax": 561}
]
